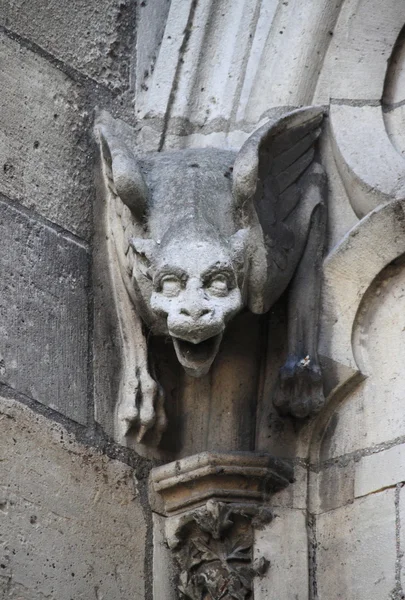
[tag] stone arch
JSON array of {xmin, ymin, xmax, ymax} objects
[
  {"xmin": 305, "ymin": 199, "xmax": 405, "ymax": 598},
  {"xmin": 315, "ymin": 0, "xmax": 405, "ymax": 218}
]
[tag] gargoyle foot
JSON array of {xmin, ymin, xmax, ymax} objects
[
  {"xmin": 273, "ymin": 355, "xmax": 325, "ymax": 419},
  {"xmin": 117, "ymin": 372, "xmax": 167, "ymax": 445}
]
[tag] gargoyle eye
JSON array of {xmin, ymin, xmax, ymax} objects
[
  {"xmin": 160, "ymin": 275, "xmax": 182, "ymax": 297},
  {"xmin": 206, "ymin": 274, "xmax": 229, "ymax": 296}
]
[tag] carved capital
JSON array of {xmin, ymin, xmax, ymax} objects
[
  {"xmin": 150, "ymin": 452, "xmax": 293, "ymax": 600},
  {"xmin": 167, "ymin": 500, "xmax": 271, "ymax": 600},
  {"xmin": 150, "ymin": 451, "xmax": 294, "ymax": 515}
]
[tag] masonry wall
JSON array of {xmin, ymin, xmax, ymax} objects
[
  {"xmin": 3, "ymin": 2, "xmax": 405, "ymax": 600},
  {"xmin": 309, "ymin": 257, "xmax": 405, "ymax": 600},
  {"xmin": 0, "ymin": 3, "xmax": 158, "ymax": 598}
]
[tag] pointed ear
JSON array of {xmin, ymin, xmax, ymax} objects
[
  {"xmin": 232, "ymin": 107, "xmax": 324, "ymax": 211},
  {"xmin": 94, "ymin": 110, "xmax": 148, "ymax": 221}
]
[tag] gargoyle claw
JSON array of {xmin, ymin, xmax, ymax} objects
[
  {"xmin": 117, "ymin": 374, "xmax": 166, "ymax": 444},
  {"xmin": 273, "ymin": 355, "xmax": 325, "ymax": 419}
]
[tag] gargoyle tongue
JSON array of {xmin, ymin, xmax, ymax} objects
[{"xmin": 172, "ymin": 333, "xmax": 223, "ymax": 378}]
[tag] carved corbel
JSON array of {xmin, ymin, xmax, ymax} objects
[
  {"xmin": 150, "ymin": 452, "xmax": 294, "ymax": 600},
  {"xmin": 166, "ymin": 501, "xmax": 271, "ymax": 600},
  {"xmin": 94, "ymin": 107, "xmax": 328, "ymax": 447}
]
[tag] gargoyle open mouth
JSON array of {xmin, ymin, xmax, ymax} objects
[{"xmin": 172, "ymin": 333, "xmax": 223, "ymax": 377}]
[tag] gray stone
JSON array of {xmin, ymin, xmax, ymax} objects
[
  {"xmin": 0, "ymin": 33, "xmax": 92, "ymax": 239},
  {"xmin": 397, "ymin": 486, "xmax": 405, "ymax": 592},
  {"xmin": 254, "ymin": 508, "xmax": 308, "ymax": 600},
  {"xmin": 135, "ymin": 0, "xmax": 341, "ymax": 139},
  {"xmin": 329, "ymin": 104, "xmax": 405, "ymax": 218},
  {"xmin": 271, "ymin": 464, "xmax": 308, "ymax": 510},
  {"xmin": 135, "ymin": 0, "xmax": 171, "ymax": 103},
  {"xmin": 152, "ymin": 513, "xmax": 177, "ymax": 600},
  {"xmin": 164, "ymin": 500, "xmax": 272, "ymax": 600},
  {"xmin": 95, "ymin": 107, "xmax": 328, "ymax": 446},
  {"xmin": 310, "ymin": 462, "xmax": 355, "ymax": 514},
  {"xmin": 0, "ymin": 197, "xmax": 89, "ymax": 424},
  {"xmin": 319, "ymin": 199, "xmax": 405, "ymax": 445},
  {"xmin": 150, "ymin": 451, "xmax": 293, "ymax": 515},
  {"xmin": 314, "ymin": 0, "xmax": 405, "ymax": 103},
  {"xmin": 355, "ymin": 444, "xmax": 405, "ymax": 498},
  {"xmin": 317, "ymin": 490, "xmax": 396, "ymax": 600},
  {"xmin": 0, "ymin": 395, "xmax": 146, "ymax": 600},
  {"xmin": 1, "ymin": 0, "xmax": 135, "ymax": 91}
]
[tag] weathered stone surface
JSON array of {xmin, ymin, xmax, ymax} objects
[
  {"xmin": 319, "ymin": 201, "xmax": 405, "ymax": 444},
  {"xmin": 150, "ymin": 452, "xmax": 293, "ymax": 515},
  {"xmin": 0, "ymin": 395, "xmax": 146, "ymax": 599},
  {"xmin": 397, "ymin": 486, "xmax": 405, "ymax": 593},
  {"xmin": 152, "ymin": 513, "xmax": 177, "ymax": 600},
  {"xmin": 309, "ymin": 462, "xmax": 355, "ymax": 514},
  {"xmin": 319, "ymin": 120, "xmax": 359, "ymax": 252},
  {"xmin": 330, "ymin": 104, "xmax": 405, "ymax": 218},
  {"xmin": 1, "ymin": 0, "xmax": 135, "ymax": 91},
  {"xmin": 271, "ymin": 464, "xmax": 308, "ymax": 510},
  {"xmin": 136, "ymin": 0, "xmax": 342, "ymax": 143},
  {"xmin": 0, "ymin": 198, "xmax": 89, "ymax": 424},
  {"xmin": 254, "ymin": 508, "xmax": 308, "ymax": 600},
  {"xmin": 355, "ymin": 444, "xmax": 405, "ymax": 498},
  {"xmin": 320, "ymin": 256, "xmax": 405, "ymax": 460},
  {"xmin": 0, "ymin": 33, "xmax": 92, "ymax": 239},
  {"xmin": 317, "ymin": 490, "xmax": 396, "ymax": 600},
  {"xmin": 384, "ymin": 105, "xmax": 405, "ymax": 161},
  {"xmin": 164, "ymin": 500, "xmax": 271, "ymax": 600},
  {"xmin": 96, "ymin": 107, "xmax": 328, "ymax": 449},
  {"xmin": 314, "ymin": 0, "xmax": 405, "ymax": 102},
  {"xmin": 383, "ymin": 28, "xmax": 405, "ymax": 157}
]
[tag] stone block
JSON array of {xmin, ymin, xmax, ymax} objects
[
  {"xmin": 135, "ymin": 0, "xmax": 171, "ymax": 101},
  {"xmin": 310, "ymin": 461, "xmax": 355, "ymax": 514},
  {"xmin": 136, "ymin": 0, "xmax": 342, "ymax": 141},
  {"xmin": 330, "ymin": 105, "xmax": 405, "ymax": 218},
  {"xmin": 0, "ymin": 198, "xmax": 89, "ymax": 424},
  {"xmin": 355, "ymin": 444, "xmax": 405, "ymax": 498},
  {"xmin": 0, "ymin": 33, "xmax": 92, "ymax": 239},
  {"xmin": 0, "ymin": 396, "xmax": 146, "ymax": 599},
  {"xmin": 150, "ymin": 452, "xmax": 293, "ymax": 515},
  {"xmin": 317, "ymin": 490, "xmax": 396, "ymax": 600},
  {"xmin": 1, "ymin": 0, "xmax": 135, "ymax": 90},
  {"xmin": 319, "ymin": 205, "xmax": 405, "ymax": 460},
  {"xmin": 318, "ymin": 120, "xmax": 359, "ymax": 252},
  {"xmin": 254, "ymin": 508, "xmax": 308, "ymax": 600},
  {"xmin": 152, "ymin": 513, "xmax": 177, "ymax": 600},
  {"xmin": 317, "ymin": 384, "xmax": 365, "ymax": 461},
  {"xmin": 271, "ymin": 464, "xmax": 308, "ymax": 510},
  {"xmin": 314, "ymin": 0, "xmax": 405, "ymax": 102}
]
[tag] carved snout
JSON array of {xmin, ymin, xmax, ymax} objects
[
  {"xmin": 179, "ymin": 306, "xmax": 212, "ymax": 321},
  {"xmin": 168, "ymin": 307, "xmax": 222, "ymax": 344}
]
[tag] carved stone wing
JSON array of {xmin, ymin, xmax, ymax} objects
[
  {"xmin": 94, "ymin": 110, "xmax": 166, "ymax": 446},
  {"xmin": 232, "ymin": 107, "xmax": 325, "ymax": 312}
]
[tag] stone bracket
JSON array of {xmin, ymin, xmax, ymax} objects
[
  {"xmin": 149, "ymin": 452, "xmax": 294, "ymax": 600},
  {"xmin": 150, "ymin": 451, "xmax": 294, "ymax": 515}
]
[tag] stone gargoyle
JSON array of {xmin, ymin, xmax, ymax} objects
[{"xmin": 94, "ymin": 107, "xmax": 327, "ymax": 444}]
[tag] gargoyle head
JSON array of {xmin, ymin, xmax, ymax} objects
[
  {"xmin": 131, "ymin": 224, "xmax": 248, "ymax": 377},
  {"xmin": 96, "ymin": 107, "xmax": 323, "ymax": 381},
  {"xmin": 95, "ymin": 111, "xmax": 253, "ymax": 378}
]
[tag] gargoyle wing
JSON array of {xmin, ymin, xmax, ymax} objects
[
  {"xmin": 94, "ymin": 110, "xmax": 166, "ymax": 446},
  {"xmin": 232, "ymin": 107, "xmax": 325, "ymax": 313}
]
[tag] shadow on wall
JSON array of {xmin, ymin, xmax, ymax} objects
[{"xmin": 308, "ymin": 253, "xmax": 405, "ymax": 600}]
